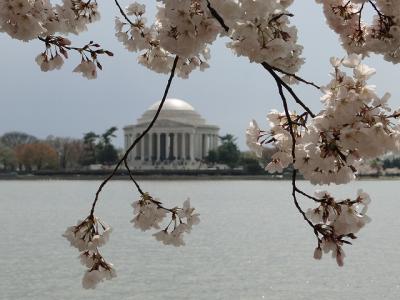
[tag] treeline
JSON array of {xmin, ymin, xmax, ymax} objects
[
  {"xmin": 0, "ymin": 127, "xmax": 120, "ymax": 172},
  {"xmin": 205, "ymin": 134, "xmax": 274, "ymax": 173},
  {"xmin": 382, "ymin": 157, "xmax": 400, "ymax": 169}
]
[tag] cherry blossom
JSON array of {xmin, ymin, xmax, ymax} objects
[
  {"xmin": 132, "ymin": 194, "xmax": 200, "ymax": 246},
  {"xmin": 4, "ymin": 0, "xmax": 400, "ymax": 288},
  {"xmin": 63, "ymin": 215, "xmax": 116, "ymax": 288}
]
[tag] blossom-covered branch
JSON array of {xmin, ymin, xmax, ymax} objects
[
  {"xmin": 89, "ymin": 56, "xmax": 180, "ymax": 217},
  {"xmin": 37, "ymin": 36, "xmax": 113, "ymax": 78},
  {"xmin": 317, "ymin": 0, "xmax": 400, "ymax": 63},
  {"xmin": 4, "ymin": 0, "xmax": 400, "ymax": 287}
]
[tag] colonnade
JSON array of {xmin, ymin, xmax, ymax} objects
[{"xmin": 125, "ymin": 131, "xmax": 219, "ymax": 162}]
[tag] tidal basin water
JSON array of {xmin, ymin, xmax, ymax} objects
[{"xmin": 1, "ymin": 179, "xmax": 400, "ymax": 300}]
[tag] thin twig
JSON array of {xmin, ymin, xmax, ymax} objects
[
  {"xmin": 206, "ymin": 0, "xmax": 229, "ymax": 32},
  {"xmin": 123, "ymin": 158, "xmax": 144, "ymax": 195},
  {"xmin": 272, "ymin": 76, "xmax": 317, "ymax": 233},
  {"xmin": 295, "ymin": 187, "xmax": 323, "ymax": 203},
  {"xmin": 206, "ymin": 1, "xmax": 320, "ymax": 237},
  {"xmin": 114, "ymin": 0, "xmax": 134, "ymax": 25},
  {"xmin": 205, "ymin": 1, "xmax": 317, "ymax": 117},
  {"xmin": 89, "ymin": 56, "xmax": 179, "ymax": 216},
  {"xmin": 270, "ymin": 66, "xmax": 320, "ymax": 90},
  {"xmin": 262, "ymin": 62, "xmax": 316, "ymax": 118},
  {"xmin": 368, "ymin": 0, "xmax": 383, "ymax": 17}
]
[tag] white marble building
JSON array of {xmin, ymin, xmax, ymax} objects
[{"xmin": 124, "ymin": 98, "xmax": 219, "ymax": 169}]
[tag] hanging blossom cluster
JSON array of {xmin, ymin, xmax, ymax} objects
[
  {"xmin": 63, "ymin": 193, "xmax": 199, "ymax": 288},
  {"xmin": 6, "ymin": 0, "xmax": 400, "ymax": 284},
  {"xmin": 0, "ymin": 0, "xmax": 100, "ymax": 41},
  {"xmin": 248, "ymin": 54, "xmax": 400, "ymax": 185},
  {"xmin": 211, "ymin": 0, "xmax": 304, "ymax": 73},
  {"xmin": 115, "ymin": 1, "xmax": 220, "ymax": 78},
  {"xmin": 115, "ymin": 0, "xmax": 303, "ymax": 77},
  {"xmin": 63, "ymin": 215, "xmax": 116, "ymax": 289},
  {"xmin": 246, "ymin": 54, "xmax": 400, "ymax": 264},
  {"xmin": 317, "ymin": 0, "xmax": 400, "ymax": 63},
  {"xmin": 0, "ymin": 0, "xmax": 112, "ymax": 78},
  {"xmin": 308, "ymin": 189, "xmax": 371, "ymax": 266},
  {"xmin": 132, "ymin": 193, "xmax": 200, "ymax": 247}
]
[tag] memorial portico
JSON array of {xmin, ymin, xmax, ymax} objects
[{"xmin": 124, "ymin": 99, "xmax": 219, "ymax": 169}]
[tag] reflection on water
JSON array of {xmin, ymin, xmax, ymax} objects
[{"xmin": 0, "ymin": 180, "xmax": 399, "ymax": 300}]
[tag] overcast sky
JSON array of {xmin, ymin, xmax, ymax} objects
[{"xmin": 1, "ymin": 1, "xmax": 400, "ymax": 149}]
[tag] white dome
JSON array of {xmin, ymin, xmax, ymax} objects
[
  {"xmin": 137, "ymin": 98, "xmax": 206, "ymax": 126},
  {"xmin": 148, "ymin": 98, "xmax": 195, "ymax": 111}
]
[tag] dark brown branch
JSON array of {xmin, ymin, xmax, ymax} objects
[
  {"xmin": 114, "ymin": 0, "xmax": 134, "ymax": 25},
  {"xmin": 206, "ymin": 1, "xmax": 320, "ymax": 238},
  {"xmin": 295, "ymin": 187, "xmax": 323, "ymax": 203},
  {"xmin": 270, "ymin": 66, "xmax": 320, "ymax": 90},
  {"xmin": 89, "ymin": 56, "xmax": 179, "ymax": 216},
  {"xmin": 270, "ymin": 73, "xmax": 318, "ymax": 235},
  {"xmin": 123, "ymin": 158, "xmax": 144, "ymax": 195},
  {"xmin": 206, "ymin": 1, "xmax": 317, "ymax": 117},
  {"xmin": 206, "ymin": 0, "xmax": 229, "ymax": 32},
  {"xmin": 262, "ymin": 62, "xmax": 316, "ymax": 118},
  {"xmin": 368, "ymin": 0, "xmax": 383, "ymax": 17}
]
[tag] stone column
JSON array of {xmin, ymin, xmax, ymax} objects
[
  {"xmin": 141, "ymin": 135, "xmax": 145, "ymax": 161},
  {"xmin": 189, "ymin": 133, "xmax": 194, "ymax": 161},
  {"xmin": 157, "ymin": 133, "xmax": 161, "ymax": 161},
  {"xmin": 181, "ymin": 133, "xmax": 186, "ymax": 160},
  {"xmin": 165, "ymin": 133, "xmax": 170, "ymax": 160},
  {"xmin": 135, "ymin": 133, "xmax": 140, "ymax": 160},
  {"xmin": 149, "ymin": 133, "xmax": 153, "ymax": 161},
  {"xmin": 173, "ymin": 132, "xmax": 178, "ymax": 160},
  {"xmin": 204, "ymin": 134, "xmax": 209, "ymax": 157}
]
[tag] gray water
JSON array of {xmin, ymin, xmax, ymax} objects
[{"xmin": 0, "ymin": 180, "xmax": 399, "ymax": 300}]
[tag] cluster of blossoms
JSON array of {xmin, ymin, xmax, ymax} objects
[
  {"xmin": 63, "ymin": 215, "xmax": 116, "ymax": 289},
  {"xmin": 0, "ymin": 0, "xmax": 112, "ymax": 78},
  {"xmin": 35, "ymin": 37, "xmax": 113, "ymax": 78},
  {"xmin": 115, "ymin": 1, "xmax": 220, "ymax": 78},
  {"xmin": 212, "ymin": 0, "xmax": 304, "ymax": 73},
  {"xmin": 6, "ymin": 0, "xmax": 400, "ymax": 285},
  {"xmin": 62, "ymin": 192, "xmax": 199, "ymax": 288},
  {"xmin": 248, "ymin": 54, "xmax": 400, "ymax": 185},
  {"xmin": 115, "ymin": 0, "xmax": 303, "ymax": 78},
  {"xmin": 317, "ymin": 0, "xmax": 400, "ymax": 63},
  {"xmin": 246, "ymin": 54, "xmax": 398, "ymax": 263},
  {"xmin": 0, "ymin": 0, "xmax": 99, "ymax": 41},
  {"xmin": 308, "ymin": 189, "xmax": 371, "ymax": 266},
  {"xmin": 132, "ymin": 193, "xmax": 200, "ymax": 247}
]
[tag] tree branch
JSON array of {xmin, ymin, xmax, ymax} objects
[
  {"xmin": 114, "ymin": 0, "xmax": 134, "ymax": 25},
  {"xmin": 89, "ymin": 56, "xmax": 179, "ymax": 216},
  {"xmin": 262, "ymin": 62, "xmax": 316, "ymax": 117},
  {"xmin": 206, "ymin": 1, "xmax": 317, "ymax": 117}
]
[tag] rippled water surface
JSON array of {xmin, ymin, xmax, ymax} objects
[{"xmin": 1, "ymin": 179, "xmax": 400, "ymax": 300}]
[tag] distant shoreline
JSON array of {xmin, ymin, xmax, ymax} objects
[{"xmin": 0, "ymin": 172, "xmax": 399, "ymax": 181}]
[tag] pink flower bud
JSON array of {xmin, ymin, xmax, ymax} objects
[{"xmin": 313, "ymin": 247, "xmax": 322, "ymax": 260}]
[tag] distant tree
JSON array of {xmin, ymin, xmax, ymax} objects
[
  {"xmin": 15, "ymin": 143, "xmax": 59, "ymax": 171},
  {"xmin": 97, "ymin": 144, "xmax": 119, "ymax": 165},
  {"xmin": 80, "ymin": 132, "xmax": 99, "ymax": 166},
  {"xmin": 46, "ymin": 136, "xmax": 84, "ymax": 169},
  {"xmin": 370, "ymin": 158, "xmax": 383, "ymax": 175},
  {"xmin": 0, "ymin": 144, "xmax": 17, "ymax": 171},
  {"xmin": 96, "ymin": 127, "xmax": 119, "ymax": 165},
  {"xmin": 206, "ymin": 149, "xmax": 218, "ymax": 164},
  {"xmin": 0, "ymin": 131, "xmax": 37, "ymax": 149},
  {"xmin": 101, "ymin": 127, "xmax": 118, "ymax": 145},
  {"xmin": 216, "ymin": 134, "xmax": 241, "ymax": 169},
  {"xmin": 383, "ymin": 157, "xmax": 400, "ymax": 169}
]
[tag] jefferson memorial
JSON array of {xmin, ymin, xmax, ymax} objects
[{"xmin": 123, "ymin": 98, "xmax": 219, "ymax": 169}]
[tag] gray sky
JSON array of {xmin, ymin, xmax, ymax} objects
[{"xmin": 1, "ymin": 1, "xmax": 400, "ymax": 149}]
